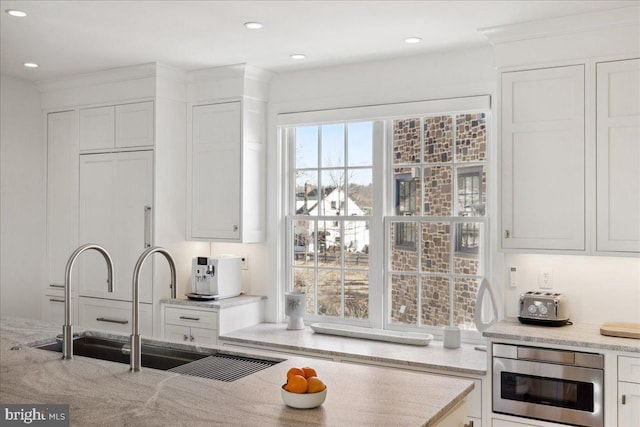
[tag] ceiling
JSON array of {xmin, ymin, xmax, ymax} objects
[{"xmin": 1, "ymin": 0, "xmax": 637, "ymax": 82}]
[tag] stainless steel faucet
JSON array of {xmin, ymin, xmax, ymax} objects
[
  {"xmin": 63, "ymin": 244, "xmax": 114, "ymax": 360},
  {"xmin": 130, "ymin": 246, "xmax": 177, "ymax": 372}
]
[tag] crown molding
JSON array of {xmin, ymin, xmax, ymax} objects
[{"xmin": 479, "ymin": 6, "xmax": 640, "ymax": 45}]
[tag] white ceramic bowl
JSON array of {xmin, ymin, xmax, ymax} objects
[{"xmin": 281, "ymin": 385, "xmax": 327, "ymax": 409}]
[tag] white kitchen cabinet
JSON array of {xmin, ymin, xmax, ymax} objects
[
  {"xmin": 46, "ymin": 110, "xmax": 79, "ymax": 290},
  {"xmin": 164, "ymin": 306, "xmax": 218, "ymax": 345},
  {"xmin": 187, "ymin": 99, "xmax": 265, "ymax": 242},
  {"xmin": 42, "ymin": 295, "xmax": 70, "ymax": 323},
  {"xmin": 501, "ymin": 65, "xmax": 585, "ymax": 251},
  {"xmin": 78, "ymin": 150, "xmax": 154, "ymax": 303},
  {"xmin": 78, "ymin": 296, "xmax": 152, "ymax": 335},
  {"xmin": 596, "ymin": 58, "xmax": 640, "ymax": 254},
  {"xmin": 619, "ymin": 355, "xmax": 640, "ymax": 427},
  {"xmin": 79, "ymin": 101, "xmax": 154, "ymax": 151},
  {"xmin": 115, "ymin": 101, "xmax": 154, "ymax": 148},
  {"xmin": 79, "ymin": 106, "xmax": 114, "ymax": 151}
]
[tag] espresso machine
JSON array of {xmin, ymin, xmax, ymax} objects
[{"xmin": 187, "ymin": 256, "xmax": 242, "ymax": 300}]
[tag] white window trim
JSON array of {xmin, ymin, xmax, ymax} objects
[{"xmin": 278, "ymin": 95, "xmax": 492, "ymax": 343}]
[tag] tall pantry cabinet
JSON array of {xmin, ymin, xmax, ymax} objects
[{"xmin": 41, "ymin": 64, "xmax": 207, "ymax": 336}]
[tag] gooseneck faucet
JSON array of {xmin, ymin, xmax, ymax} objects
[
  {"xmin": 63, "ymin": 244, "xmax": 114, "ymax": 360},
  {"xmin": 131, "ymin": 246, "xmax": 177, "ymax": 372}
]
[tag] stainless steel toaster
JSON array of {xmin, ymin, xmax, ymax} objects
[{"xmin": 518, "ymin": 291, "xmax": 571, "ymax": 326}]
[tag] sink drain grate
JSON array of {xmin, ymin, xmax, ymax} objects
[{"xmin": 168, "ymin": 353, "xmax": 280, "ymax": 382}]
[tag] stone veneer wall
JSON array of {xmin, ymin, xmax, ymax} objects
[
  {"xmin": 424, "ymin": 116, "xmax": 453, "ymax": 163},
  {"xmin": 454, "ymin": 277, "xmax": 479, "ymax": 329},
  {"xmin": 456, "ymin": 113, "xmax": 486, "ymax": 162},
  {"xmin": 391, "ymin": 274, "xmax": 418, "ymax": 324},
  {"xmin": 421, "ymin": 276, "xmax": 450, "ymax": 327},
  {"xmin": 389, "ymin": 113, "xmax": 486, "ymax": 329},
  {"xmin": 393, "ymin": 118, "xmax": 420, "ymax": 164}
]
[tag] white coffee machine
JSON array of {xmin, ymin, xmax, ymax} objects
[{"xmin": 188, "ymin": 256, "xmax": 242, "ymax": 300}]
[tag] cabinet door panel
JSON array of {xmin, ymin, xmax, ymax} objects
[
  {"xmin": 79, "ymin": 106, "xmax": 114, "ymax": 150},
  {"xmin": 619, "ymin": 381, "xmax": 640, "ymax": 427},
  {"xmin": 596, "ymin": 59, "xmax": 640, "ymax": 253},
  {"xmin": 78, "ymin": 151, "xmax": 153, "ymax": 301},
  {"xmin": 114, "ymin": 151, "xmax": 154, "ymax": 302},
  {"xmin": 115, "ymin": 101, "xmax": 154, "ymax": 148},
  {"xmin": 190, "ymin": 102, "xmax": 241, "ymax": 240},
  {"xmin": 501, "ymin": 65, "xmax": 585, "ymax": 250},
  {"xmin": 79, "ymin": 154, "xmax": 117, "ymax": 297},
  {"xmin": 47, "ymin": 111, "xmax": 79, "ymax": 288}
]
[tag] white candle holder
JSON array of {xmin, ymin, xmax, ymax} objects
[{"xmin": 285, "ymin": 291, "xmax": 306, "ymax": 330}]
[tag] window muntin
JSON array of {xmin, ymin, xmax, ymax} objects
[
  {"xmin": 388, "ymin": 112, "xmax": 487, "ymax": 331},
  {"xmin": 290, "ymin": 122, "xmax": 373, "ymax": 321},
  {"xmin": 285, "ymin": 105, "xmax": 489, "ymax": 336}
]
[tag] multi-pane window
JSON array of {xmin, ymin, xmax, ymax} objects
[
  {"xmin": 290, "ymin": 123, "xmax": 373, "ymax": 320},
  {"xmin": 284, "ymin": 102, "xmax": 489, "ymax": 336}
]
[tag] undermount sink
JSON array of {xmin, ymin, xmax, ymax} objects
[
  {"xmin": 33, "ymin": 335, "xmax": 283, "ymax": 381},
  {"xmin": 35, "ymin": 336, "xmax": 208, "ymax": 370}
]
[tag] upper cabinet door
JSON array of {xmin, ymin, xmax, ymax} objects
[
  {"xmin": 596, "ymin": 58, "xmax": 640, "ymax": 253},
  {"xmin": 115, "ymin": 101, "xmax": 154, "ymax": 148},
  {"xmin": 190, "ymin": 102, "xmax": 242, "ymax": 240},
  {"xmin": 501, "ymin": 65, "xmax": 585, "ymax": 251},
  {"xmin": 79, "ymin": 106, "xmax": 115, "ymax": 151}
]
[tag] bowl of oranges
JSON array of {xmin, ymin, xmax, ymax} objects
[{"xmin": 281, "ymin": 366, "xmax": 327, "ymax": 409}]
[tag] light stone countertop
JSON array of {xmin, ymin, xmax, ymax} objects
[
  {"xmin": 160, "ymin": 294, "xmax": 266, "ymax": 309},
  {"xmin": 0, "ymin": 317, "xmax": 473, "ymax": 427},
  {"xmin": 483, "ymin": 319, "xmax": 640, "ymax": 353},
  {"xmin": 220, "ymin": 323, "xmax": 488, "ymax": 376}
]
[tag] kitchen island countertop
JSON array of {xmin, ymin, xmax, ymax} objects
[{"xmin": 0, "ymin": 317, "xmax": 473, "ymax": 426}]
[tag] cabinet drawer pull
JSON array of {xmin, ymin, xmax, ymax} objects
[
  {"xmin": 622, "ymin": 394, "xmax": 627, "ymax": 405},
  {"xmin": 49, "ymin": 298, "xmax": 65, "ymax": 303},
  {"xmin": 183, "ymin": 334, "xmax": 189, "ymax": 341},
  {"xmin": 96, "ymin": 317, "xmax": 129, "ymax": 325},
  {"xmin": 504, "ymin": 229, "xmax": 510, "ymax": 239},
  {"xmin": 50, "ymin": 283, "xmax": 65, "ymax": 288},
  {"xmin": 179, "ymin": 316, "xmax": 200, "ymax": 321},
  {"xmin": 190, "ymin": 335, "xmax": 195, "ymax": 342}
]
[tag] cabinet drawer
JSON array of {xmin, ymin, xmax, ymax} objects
[
  {"xmin": 79, "ymin": 297, "xmax": 152, "ymax": 335},
  {"xmin": 165, "ymin": 306, "xmax": 217, "ymax": 329},
  {"xmin": 619, "ymin": 356, "xmax": 640, "ymax": 383}
]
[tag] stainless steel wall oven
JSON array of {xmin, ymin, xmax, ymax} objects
[{"xmin": 493, "ymin": 343, "xmax": 604, "ymax": 427}]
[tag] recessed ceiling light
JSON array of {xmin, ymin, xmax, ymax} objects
[
  {"xmin": 404, "ymin": 37, "xmax": 422, "ymax": 44},
  {"xmin": 244, "ymin": 22, "xmax": 263, "ymax": 29},
  {"xmin": 290, "ymin": 54, "xmax": 306, "ymax": 60},
  {"xmin": 23, "ymin": 62, "xmax": 39, "ymax": 68},
  {"xmin": 5, "ymin": 9, "xmax": 27, "ymax": 17}
]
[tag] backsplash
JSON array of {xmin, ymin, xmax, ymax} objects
[{"xmin": 503, "ymin": 253, "xmax": 640, "ymax": 324}]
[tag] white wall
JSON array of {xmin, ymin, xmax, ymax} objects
[
  {"xmin": 503, "ymin": 254, "xmax": 640, "ymax": 324},
  {"xmin": 0, "ymin": 74, "xmax": 46, "ymax": 319},
  {"xmin": 263, "ymin": 46, "xmax": 500, "ymax": 322}
]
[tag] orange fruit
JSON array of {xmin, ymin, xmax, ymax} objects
[
  {"xmin": 286, "ymin": 367, "xmax": 305, "ymax": 380},
  {"xmin": 301, "ymin": 367, "xmax": 317, "ymax": 379},
  {"xmin": 306, "ymin": 376, "xmax": 326, "ymax": 393},
  {"xmin": 284, "ymin": 374, "xmax": 308, "ymax": 394}
]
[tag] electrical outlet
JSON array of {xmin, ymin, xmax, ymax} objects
[
  {"xmin": 539, "ymin": 267, "xmax": 552, "ymax": 289},
  {"xmin": 241, "ymin": 256, "xmax": 248, "ymax": 270}
]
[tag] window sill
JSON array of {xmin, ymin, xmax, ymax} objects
[{"xmin": 220, "ymin": 323, "xmax": 487, "ymax": 376}]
